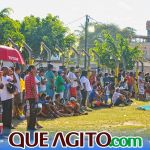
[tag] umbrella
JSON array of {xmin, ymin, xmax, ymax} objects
[{"xmin": 0, "ymin": 45, "xmax": 25, "ymax": 65}]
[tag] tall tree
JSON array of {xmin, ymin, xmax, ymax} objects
[{"xmin": 21, "ymin": 14, "xmax": 76, "ymax": 58}]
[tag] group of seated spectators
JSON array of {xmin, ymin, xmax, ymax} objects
[{"xmin": 0, "ymin": 63, "xmax": 149, "ymax": 133}]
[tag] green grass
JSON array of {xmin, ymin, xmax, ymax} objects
[{"xmin": 13, "ymin": 99, "xmax": 150, "ymax": 137}]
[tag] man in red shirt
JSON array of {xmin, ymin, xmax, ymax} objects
[{"xmin": 25, "ymin": 65, "xmax": 39, "ymax": 130}]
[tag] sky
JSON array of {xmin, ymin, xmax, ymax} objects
[{"xmin": 0, "ymin": 0, "xmax": 150, "ymax": 35}]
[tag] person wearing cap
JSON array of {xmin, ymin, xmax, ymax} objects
[
  {"xmin": 45, "ymin": 64, "xmax": 55, "ymax": 100},
  {"xmin": 55, "ymin": 70, "xmax": 65, "ymax": 101}
]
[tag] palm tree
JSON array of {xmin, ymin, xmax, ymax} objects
[{"xmin": 0, "ymin": 8, "xmax": 13, "ymax": 17}]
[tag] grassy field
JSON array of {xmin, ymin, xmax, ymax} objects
[{"xmin": 13, "ymin": 99, "xmax": 150, "ymax": 137}]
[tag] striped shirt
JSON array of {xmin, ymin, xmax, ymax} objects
[{"xmin": 25, "ymin": 73, "xmax": 37, "ymax": 100}]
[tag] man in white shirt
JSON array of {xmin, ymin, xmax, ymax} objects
[
  {"xmin": 1, "ymin": 67, "xmax": 14, "ymax": 136},
  {"xmin": 80, "ymin": 71, "xmax": 92, "ymax": 108},
  {"xmin": 112, "ymin": 88, "xmax": 126, "ymax": 106},
  {"xmin": 67, "ymin": 67, "xmax": 78, "ymax": 98}
]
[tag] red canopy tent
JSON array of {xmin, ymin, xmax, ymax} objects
[{"xmin": 0, "ymin": 45, "xmax": 25, "ymax": 65}]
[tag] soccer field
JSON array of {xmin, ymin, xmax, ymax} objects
[{"xmin": 13, "ymin": 100, "xmax": 150, "ymax": 137}]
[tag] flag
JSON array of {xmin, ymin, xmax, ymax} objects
[{"xmin": 40, "ymin": 43, "xmax": 44, "ymax": 54}]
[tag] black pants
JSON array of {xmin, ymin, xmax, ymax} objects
[
  {"xmin": 27, "ymin": 100, "xmax": 37, "ymax": 130},
  {"xmin": 81, "ymin": 90, "xmax": 87, "ymax": 106},
  {"xmin": 2, "ymin": 99, "xmax": 13, "ymax": 128}
]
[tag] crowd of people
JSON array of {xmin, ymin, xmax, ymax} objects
[{"xmin": 0, "ymin": 63, "xmax": 150, "ymax": 136}]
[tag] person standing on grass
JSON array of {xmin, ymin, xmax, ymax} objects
[
  {"xmin": 103, "ymin": 73, "xmax": 110, "ymax": 86},
  {"xmin": 0, "ymin": 67, "xmax": 14, "ymax": 136},
  {"xmin": 138, "ymin": 72, "xmax": 145, "ymax": 100},
  {"xmin": 55, "ymin": 71, "xmax": 65, "ymax": 103},
  {"xmin": 25, "ymin": 65, "xmax": 41, "ymax": 130},
  {"xmin": 126, "ymin": 72, "xmax": 134, "ymax": 94},
  {"xmin": 63, "ymin": 68, "xmax": 70, "ymax": 101},
  {"xmin": 45, "ymin": 64, "xmax": 55, "ymax": 101},
  {"xmin": 104, "ymin": 82, "xmax": 110, "ymax": 104},
  {"xmin": 89, "ymin": 70, "xmax": 97, "ymax": 88},
  {"xmin": 75, "ymin": 69, "xmax": 82, "ymax": 104},
  {"xmin": 68, "ymin": 67, "xmax": 78, "ymax": 98},
  {"xmin": 36, "ymin": 68, "xmax": 47, "ymax": 94},
  {"xmin": 80, "ymin": 70, "xmax": 92, "ymax": 109},
  {"xmin": 13, "ymin": 66, "xmax": 21, "ymax": 118}
]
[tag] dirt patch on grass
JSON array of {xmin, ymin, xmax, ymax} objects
[{"xmin": 123, "ymin": 121, "xmax": 143, "ymax": 126}]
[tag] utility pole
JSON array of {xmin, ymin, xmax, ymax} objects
[
  {"xmin": 84, "ymin": 15, "xmax": 89, "ymax": 69},
  {"xmin": 82, "ymin": 49, "xmax": 90, "ymax": 70}
]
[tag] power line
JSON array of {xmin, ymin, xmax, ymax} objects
[
  {"xmin": 88, "ymin": 16, "xmax": 103, "ymax": 25},
  {"xmin": 65, "ymin": 15, "xmax": 85, "ymax": 25}
]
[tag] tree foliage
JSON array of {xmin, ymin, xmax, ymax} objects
[
  {"xmin": 78, "ymin": 23, "xmax": 136, "ymax": 50},
  {"xmin": 0, "ymin": 8, "xmax": 76, "ymax": 60},
  {"xmin": 0, "ymin": 16, "xmax": 25, "ymax": 47},
  {"xmin": 92, "ymin": 31, "xmax": 143, "ymax": 70},
  {"xmin": 20, "ymin": 14, "xmax": 76, "ymax": 57}
]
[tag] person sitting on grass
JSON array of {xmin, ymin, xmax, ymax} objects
[
  {"xmin": 89, "ymin": 86, "xmax": 112, "ymax": 108},
  {"xmin": 37, "ymin": 93, "xmax": 49, "ymax": 118},
  {"xmin": 38, "ymin": 94, "xmax": 61, "ymax": 118},
  {"xmin": 66, "ymin": 97, "xmax": 88, "ymax": 115},
  {"xmin": 54, "ymin": 94, "xmax": 74, "ymax": 116},
  {"xmin": 112, "ymin": 88, "xmax": 132, "ymax": 106}
]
